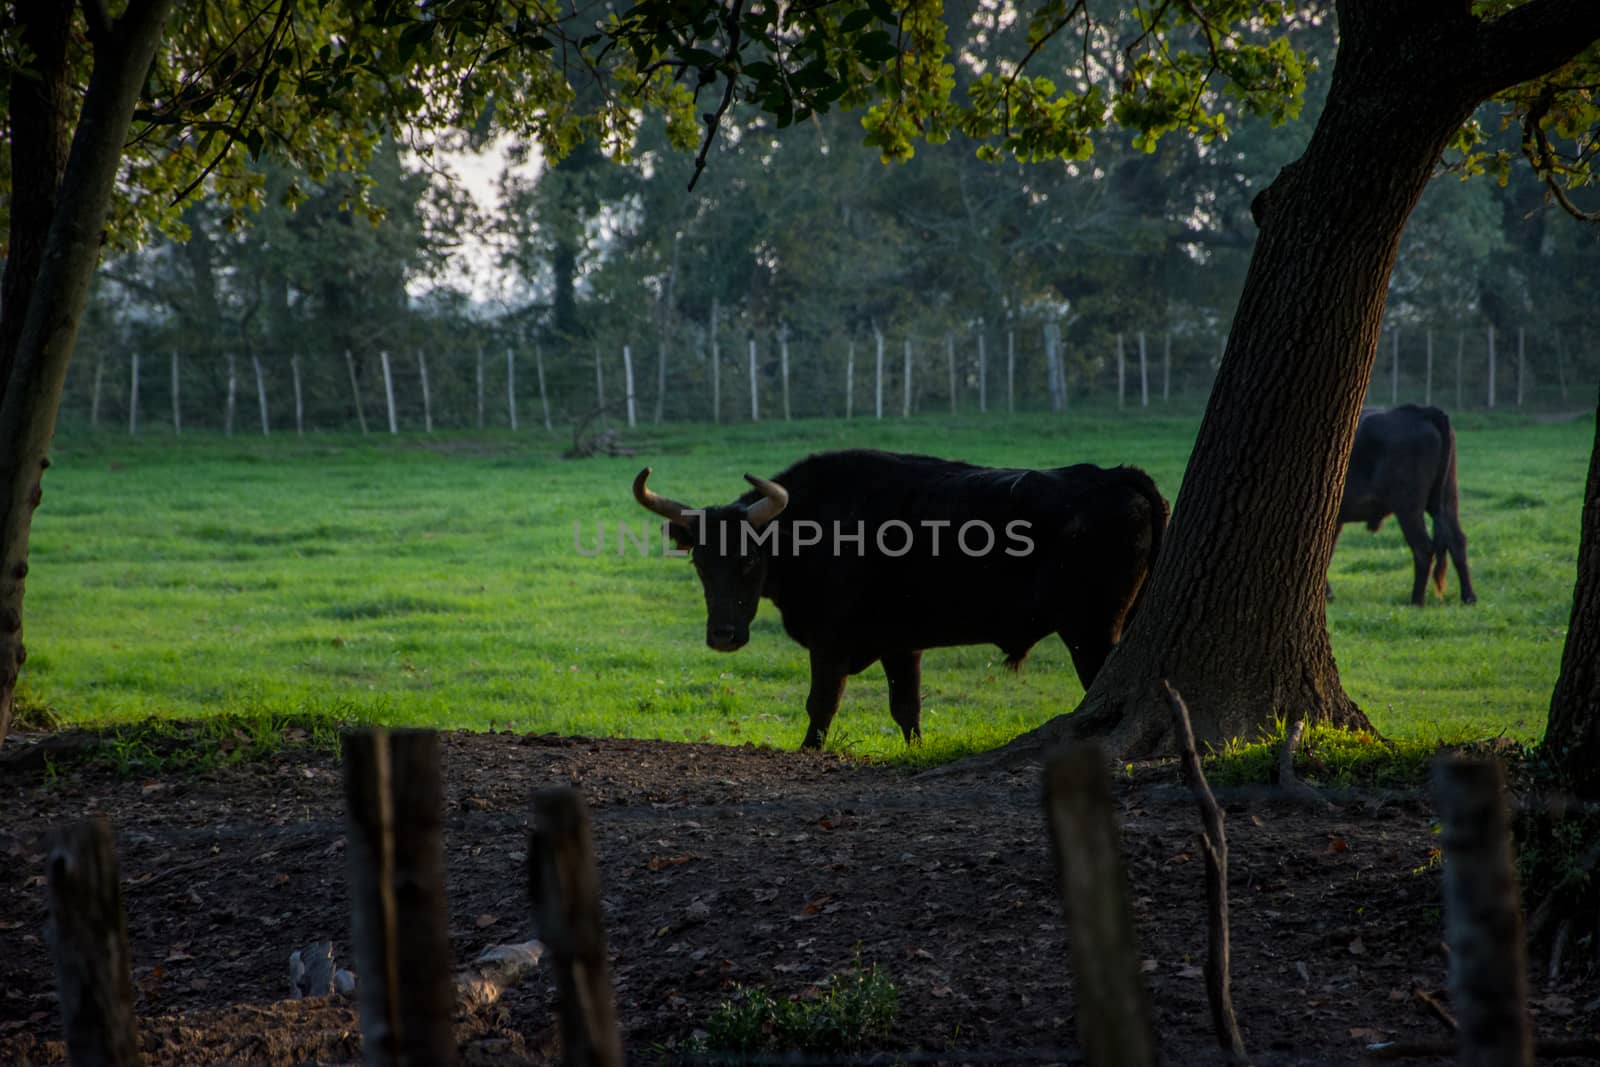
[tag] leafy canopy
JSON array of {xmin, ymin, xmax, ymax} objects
[{"xmin": 1, "ymin": 0, "xmax": 1595, "ymax": 246}]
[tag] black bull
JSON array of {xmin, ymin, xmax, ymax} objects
[
  {"xmin": 634, "ymin": 450, "xmax": 1169, "ymax": 749},
  {"xmin": 1334, "ymin": 404, "xmax": 1476, "ymax": 606}
]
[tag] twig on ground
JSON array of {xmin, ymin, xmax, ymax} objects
[
  {"xmin": 1162, "ymin": 680, "xmax": 1250, "ymax": 1065},
  {"xmin": 1277, "ymin": 717, "xmax": 1335, "ymax": 812},
  {"xmin": 1410, "ymin": 986, "xmax": 1457, "ymax": 1033}
]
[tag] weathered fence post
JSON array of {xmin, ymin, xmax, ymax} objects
[
  {"xmin": 343, "ymin": 729, "xmax": 461, "ymax": 1067},
  {"xmin": 780, "ymin": 326, "xmax": 791, "ymax": 421},
  {"xmin": 128, "ymin": 351, "xmax": 140, "ymax": 436},
  {"xmin": 902, "ymin": 337, "xmax": 913, "ymax": 417},
  {"xmin": 622, "ymin": 345, "xmax": 637, "ymax": 429},
  {"xmin": 1434, "ymin": 757, "xmax": 1532, "ymax": 1067},
  {"xmin": 417, "ymin": 351, "xmax": 433, "ymax": 433},
  {"xmin": 379, "ymin": 351, "xmax": 398, "ymax": 434},
  {"xmin": 292, "ymin": 355, "xmax": 304, "ymax": 436},
  {"xmin": 1044, "ymin": 746, "xmax": 1157, "ymax": 1067},
  {"xmin": 594, "ymin": 349, "xmax": 606, "ymax": 429},
  {"xmin": 1165, "ymin": 681, "xmax": 1249, "ymax": 1062},
  {"xmin": 170, "ymin": 351, "xmax": 181, "ymax": 435},
  {"xmin": 506, "ymin": 347, "xmax": 519, "ymax": 432},
  {"xmin": 874, "ymin": 327, "xmax": 885, "ymax": 419},
  {"xmin": 45, "ymin": 818, "xmax": 141, "ymax": 1067},
  {"xmin": 1044, "ymin": 324, "xmax": 1062, "ymax": 413},
  {"xmin": 535, "ymin": 346, "xmax": 552, "ymax": 433},
  {"xmin": 346, "ymin": 349, "xmax": 369, "ymax": 435},
  {"xmin": 846, "ymin": 340, "xmax": 855, "ymax": 419},
  {"xmin": 946, "ymin": 333, "xmax": 957, "ymax": 416},
  {"xmin": 476, "ymin": 347, "xmax": 486, "ymax": 430},
  {"xmin": 90, "ymin": 350, "xmax": 104, "ymax": 429},
  {"xmin": 654, "ymin": 339, "xmax": 667, "ymax": 424},
  {"xmin": 709, "ymin": 297, "xmax": 721, "ymax": 424},
  {"xmin": 528, "ymin": 788, "xmax": 624, "ymax": 1067},
  {"xmin": 1516, "ymin": 327, "xmax": 1526, "ymax": 408},
  {"xmin": 1138, "ymin": 331, "xmax": 1149, "ymax": 408},
  {"xmin": 1007, "ymin": 330, "xmax": 1015, "ymax": 414},
  {"xmin": 748, "ymin": 338, "xmax": 760, "ymax": 422},
  {"xmin": 1391, "ymin": 328, "xmax": 1401, "ymax": 406},
  {"xmin": 253, "ymin": 355, "xmax": 270, "ymax": 436},
  {"xmin": 977, "ymin": 331, "xmax": 988, "ymax": 413}
]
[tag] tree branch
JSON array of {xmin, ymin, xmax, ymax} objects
[
  {"xmin": 1468, "ymin": 0, "xmax": 1600, "ymax": 98},
  {"xmin": 79, "ymin": 0, "xmax": 111, "ymax": 44}
]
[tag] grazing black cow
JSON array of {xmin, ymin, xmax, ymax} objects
[
  {"xmin": 633, "ymin": 450, "xmax": 1168, "ymax": 749},
  {"xmin": 1333, "ymin": 404, "xmax": 1476, "ymax": 606}
]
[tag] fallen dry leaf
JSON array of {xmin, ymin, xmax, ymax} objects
[{"xmin": 475, "ymin": 914, "xmax": 498, "ymax": 929}]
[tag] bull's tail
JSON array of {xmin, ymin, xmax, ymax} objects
[
  {"xmin": 1419, "ymin": 406, "xmax": 1461, "ymax": 597},
  {"xmin": 1119, "ymin": 466, "xmax": 1170, "ymax": 624}
]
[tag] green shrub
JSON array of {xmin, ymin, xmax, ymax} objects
[{"xmin": 699, "ymin": 955, "xmax": 897, "ymax": 1056}]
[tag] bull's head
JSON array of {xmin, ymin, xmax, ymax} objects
[{"xmin": 633, "ymin": 468, "xmax": 789, "ymax": 651}]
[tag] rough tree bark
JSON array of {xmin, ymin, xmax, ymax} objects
[
  {"xmin": 1544, "ymin": 385, "xmax": 1600, "ymax": 796},
  {"xmin": 0, "ymin": 0, "xmax": 177, "ymax": 751},
  {"xmin": 985, "ymin": 1, "xmax": 1600, "ymax": 762}
]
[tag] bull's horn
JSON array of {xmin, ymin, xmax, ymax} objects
[
  {"xmin": 633, "ymin": 467, "xmax": 691, "ymax": 524},
  {"xmin": 743, "ymin": 474, "xmax": 789, "ymax": 527}
]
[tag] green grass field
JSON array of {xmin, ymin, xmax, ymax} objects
[{"xmin": 18, "ymin": 411, "xmax": 1592, "ymax": 762}]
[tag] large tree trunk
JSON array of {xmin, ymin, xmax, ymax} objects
[
  {"xmin": 983, "ymin": 2, "xmax": 1600, "ymax": 763},
  {"xmin": 0, "ymin": 0, "xmax": 176, "ymax": 751},
  {"xmin": 1544, "ymin": 387, "xmax": 1600, "ymax": 795}
]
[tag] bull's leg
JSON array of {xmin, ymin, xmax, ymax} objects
[
  {"xmin": 1441, "ymin": 514, "xmax": 1477, "ymax": 604},
  {"xmin": 1061, "ymin": 632, "xmax": 1110, "ymax": 689},
  {"xmin": 801, "ymin": 650, "xmax": 849, "ymax": 750},
  {"xmin": 881, "ymin": 651, "xmax": 923, "ymax": 744},
  {"xmin": 1395, "ymin": 509, "xmax": 1433, "ymax": 606}
]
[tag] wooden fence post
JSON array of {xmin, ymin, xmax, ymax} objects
[
  {"xmin": 417, "ymin": 351, "xmax": 433, "ymax": 433},
  {"xmin": 594, "ymin": 349, "xmax": 606, "ymax": 429},
  {"xmin": 1516, "ymin": 327, "xmax": 1526, "ymax": 408},
  {"xmin": 535, "ymin": 346, "xmax": 552, "ymax": 433},
  {"xmin": 253, "ymin": 355, "xmax": 270, "ymax": 436},
  {"xmin": 846, "ymin": 340, "xmax": 855, "ymax": 419},
  {"xmin": 1434, "ymin": 757, "xmax": 1532, "ymax": 1067},
  {"xmin": 1007, "ymin": 330, "xmax": 1015, "ymax": 414},
  {"xmin": 343, "ymin": 729, "xmax": 461, "ymax": 1067},
  {"xmin": 748, "ymin": 338, "xmax": 760, "ymax": 422},
  {"xmin": 170, "ymin": 351, "xmax": 181, "ymax": 435},
  {"xmin": 874, "ymin": 327, "xmax": 885, "ymax": 420},
  {"xmin": 1391, "ymin": 328, "xmax": 1400, "ymax": 406},
  {"xmin": 45, "ymin": 818, "xmax": 141, "ymax": 1067},
  {"xmin": 977, "ymin": 332, "xmax": 988, "ymax": 413},
  {"xmin": 780, "ymin": 326, "xmax": 792, "ymax": 421},
  {"xmin": 128, "ymin": 351, "xmax": 140, "ymax": 436},
  {"xmin": 1137, "ymin": 331, "xmax": 1149, "ymax": 408},
  {"xmin": 528, "ymin": 788, "xmax": 624, "ymax": 1067},
  {"xmin": 292, "ymin": 355, "xmax": 304, "ymax": 436},
  {"xmin": 1044, "ymin": 747, "xmax": 1157, "ymax": 1067},
  {"xmin": 946, "ymin": 333, "xmax": 957, "ymax": 415},
  {"xmin": 622, "ymin": 345, "xmax": 637, "ymax": 429},
  {"xmin": 476, "ymin": 347, "xmax": 486, "ymax": 430},
  {"xmin": 506, "ymin": 347, "xmax": 519, "ymax": 432},
  {"xmin": 90, "ymin": 350, "xmax": 104, "ymax": 429},
  {"xmin": 346, "ymin": 350, "xmax": 369, "ymax": 435},
  {"xmin": 902, "ymin": 337, "xmax": 913, "ymax": 417},
  {"xmin": 709, "ymin": 298, "xmax": 721, "ymax": 425},
  {"xmin": 379, "ymin": 350, "xmax": 398, "ymax": 434},
  {"xmin": 654, "ymin": 339, "xmax": 667, "ymax": 424}
]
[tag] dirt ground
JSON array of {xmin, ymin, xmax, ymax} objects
[{"xmin": 2, "ymin": 729, "xmax": 1597, "ymax": 1066}]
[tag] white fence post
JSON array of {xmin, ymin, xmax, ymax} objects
[
  {"xmin": 977, "ymin": 331, "xmax": 988, "ymax": 413},
  {"xmin": 345, "ymin": 350, "xmax": 368, "ymax": 434},
  {"xmin": 874, "ymin": 328, "xmax": 885, "ymax": 419},
  {"xmin": 252, "ymin": 354, "xmax": 270, "ymax": 436},
  {"xmin": 535, "ymin": 345, "xmax": 552, "ymax": 433},
  {"xmin": 846, "ymin": 340, "xmax": 855, "ymax": 419},
  {"xmin": 170, "ymin": 351, "xmax": 181, "ymax": 435},
  {"xmin": 748, "ymin": 338, "xmax": 759, "ymax": 422},
  {"xmin": 1116, "ymin": 333, "xmax": 1126, "ymax": 410},
  {"xmin": 506, "ymin": 347, "xmax": 519, "ymax": 431},
  {"xmin": 1487, "ymin": 324, "xmax": 1496, "ymax": 409},
  {"xmin": 622, "ymin": 344, "xmax": 637, "ymax": 428},
  {"xmin": 291, "ymin": 354, "xmax": 304, "ymax": 436},
  {"xmin": 417, "ymin": 350, "xmax": 433, "ymax": 432},
  {"xmin": 902, "ymin": 338, "xmax": 913, "ymax": 417},
  {"xmin": 128, "ymin": 351, "xmax": 140, "ymax": 436},
  {"xmin": 379, "ymin": 350, "xmax": 397, "ymax": 434},
  {"xmin": 1138, "ymin": 331, "xmax": 1149, "ymax": 408}
]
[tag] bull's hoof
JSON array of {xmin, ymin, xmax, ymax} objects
[{"xmin": 1462, "ymin": 593, "xmax": 1478, "ymax": 605}]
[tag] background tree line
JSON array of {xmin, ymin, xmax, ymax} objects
[{"xmin": 64, "ymin": 15, "xmax": 1599, "ymax": 436}]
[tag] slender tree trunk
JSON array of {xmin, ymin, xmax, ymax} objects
[
  {"xmin": 748, "ymin": 339, "xmax": 759, "ymax": 422},
  {"xmin": 993, "ymin": 8, "xmax": 1512, "ymax": 759},
  {"xmin": 1116, "ymin": 333, "xmax": 1126, "ymax": 410},
  {"xmin": 978, "ymin": 332, "xmax": 988, "ymax": 413},
  {"xmin": 874, "ymin": 328, "xmax": 884, "ymax": 419},
  {"xmin": 224, "ymin": 352, "xmax": 237, "ymax": 436},
  {"xmin": 846, "ymin": 341, "xmax": 855, "ymax": 419},
  {"xmin": 90, "ymin": 352, "xmax": 103, "ymax": 429},
  {"xmin": 476, "ymin": 346, "xmax": 486, "ymax": 429},
  {"xmin": 0, "ymin": 0, "xmax": 178, "ymax": 748},
  {"xmin": 902, "ymin": 338, "xmax": 913, "ymax": 417},
  {"xmin": 291, "ymin": 355, "xmax": 303, "ymax": 436},
  {"xmin": 709, "ymin": 298, "xmax": 721, "ymax": 424},
  {"xmin": 622, "ymin": 344, "xmax": 636, "ymax": 428},
  {"xmin": 417, "ymin": 350, "xmax": 432, "ymax": 432},
  {"xmin": 380, "ymin": 350, "xmax": 397, "ymax": 434},
  {"xmin": 535, "ymin": 346, "xmax": 551, "ymax": 433},
  {"xmin": 252, "ymin": 354, "xmax": 269, "ymax": 436},
  {"xmin": 1007, "ymin": 330, "xmax": 1015, "ymax": 414},
  {"xmin": 654, "ymin": 338, "xmax": 667, "ymax": 424},
  {"xmin": 1138, "ymin": 331, "xmax": 1149, "ymax": 408},
  {"xmin": 1545, "ymin": 384, "xmax": 1600, "ymax": 796},
  {"xmin": 507, "ymin": 347, "xmax": 519, "ymax": 431},
  {"xmin": 780, "ymin": 328, "xmax": 791, "ymax": 421},
  {"xmin": 345, "ymin": 349, "xmax": 368, "ymax": 434}
]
